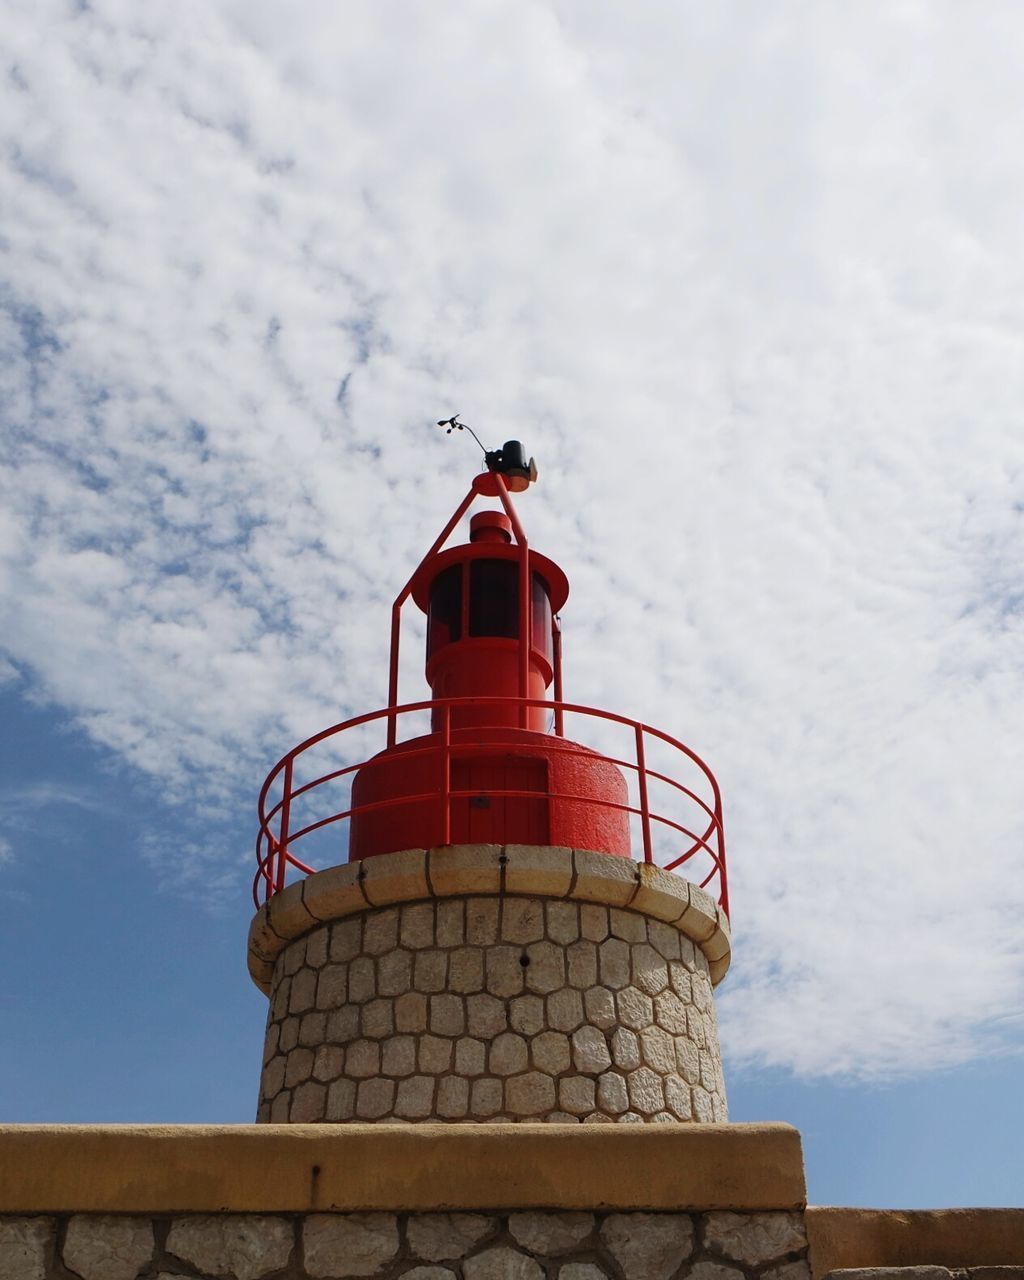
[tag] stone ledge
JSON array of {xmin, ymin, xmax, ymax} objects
[
  {"xmin": 806, "ymin": 1209, "xmax": 1024, "ymax": 1279},
  {"xmin": 248, "ymin": 845, "xmax": 731, "ymax": 994},
  {"xmin": 0, "ymin": 1122, "xmax": 801, "ymax": 1214}
]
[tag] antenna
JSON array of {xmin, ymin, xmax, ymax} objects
[
  {"xmin": 436, "ymin": 414, "xmax": 538, "ymax": 491},
  {"xmin": 436, "ymin": 414, "xmax": 487, "ymax": 455}
]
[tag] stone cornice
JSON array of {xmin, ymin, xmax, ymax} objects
[{"xmin": 248, "ymin": 845, "xmax": 731, "ymax": 994}]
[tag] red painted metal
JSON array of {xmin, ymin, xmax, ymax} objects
[
  {"xmin": 253, "ymin": 468, "xmax": 729, "ymax": 919},
  {"xmin": 253, "ymin": 695, "xmax": 728, "ymax": 916}
]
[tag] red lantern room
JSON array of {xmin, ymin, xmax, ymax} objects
[{"xmin": 254, "ymin": 431, "xmax": 727, "ymax": 916}]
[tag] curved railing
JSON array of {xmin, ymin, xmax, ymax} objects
[{"xmin": 253, "ymin": 697, "xmax": 728, "ymax": 917}]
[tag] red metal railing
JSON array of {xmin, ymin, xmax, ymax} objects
[{"xmin": 253, "ymin": 696, "xmax": 728, "ymax": 917}]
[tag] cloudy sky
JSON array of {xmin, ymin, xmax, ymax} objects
[{"xmin": 2, "ymin": 0, "xmax": 1022, "ymax": 1203}]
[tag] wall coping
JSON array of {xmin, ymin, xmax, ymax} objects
[
  {"xmin": 0, "ymin": 1122, "xmax": 798, "ymax": 1214},
  {"xmin": 248, "ymin": 844, "xmax": 731, "ymax": 994},
  {"xmin": 806, "ymin": 1206, "xmax": 1024, "ymax": 1276}
]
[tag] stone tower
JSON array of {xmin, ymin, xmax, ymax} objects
[{"xmin": 247, "ymin": 445, "xmax": 731, "ymax": 1125}]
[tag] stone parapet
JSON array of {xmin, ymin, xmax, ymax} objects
[
  {"xmin": 248, "ymin": 846, "xmax": 731, "ymax": 993},
  {"xmin": 0, "ymin": 1208, "xmax": 809, "ymax": 1280},
  {"xmin": 806, "ymin": 1210, "xmax": 1024, "ymax": 1279},
  {"xmin": 0, "ymin": 1124, "xmax": 805, "ymax": 1213}
]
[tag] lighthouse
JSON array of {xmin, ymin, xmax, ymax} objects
[{"xmin": 248, "ymin": 438, "xmax": 732, "ymax": 1124}]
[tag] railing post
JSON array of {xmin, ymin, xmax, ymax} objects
[
  {"xmin": 275, "ymin": 756, "xmax": 293, "ymax": 894},
  {"xmin": 441, "ymin": 701, "xmax": 452, "ymax": 845},
  {"xmin": 634, "ymin": 724, "xmax": 653, "ymax": 863},
  {"xmin": 552, "ymin": 619, "xmax": 564, "ymax": 737}
]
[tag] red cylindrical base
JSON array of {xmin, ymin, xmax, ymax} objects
[{"xmin": 349, "ymin": 728, "xmax": 631, "ymax": 861}]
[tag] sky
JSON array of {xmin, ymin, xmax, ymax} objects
[{"xmin": 1, "ymin": 0, "xmax": 1022, "ymax": 1207}]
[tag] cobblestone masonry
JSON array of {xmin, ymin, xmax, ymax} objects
[
  {"xmin": 257, "ymin": 893, "xmax": 727, "ymax": 1124},
  {"xmin": 0, "ymin": 1209, "xmax": 808, "ymax": 1280}
]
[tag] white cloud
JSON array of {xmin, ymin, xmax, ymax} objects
[{"xmin": 1, "ymin": 0, "xmax": 1022, "ymax": 1078}]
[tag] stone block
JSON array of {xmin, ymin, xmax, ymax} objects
[
  {"xmin": 348, "ymin": 956, "xmax": 376, "ymax": 1004},
  {"xmin": 305, "ymin": 929, "xmax": 328, "ymax": 968},
  {"xmin": 547, "ymin": 988, "xmax": 585, "ymax": 1032},
  {"xmin": 632, "ymin": 943, "xmax": 670, "ymax": 995},
  {"xmin": 617, "ymin": 987, "xmax": 654, "ymax": 1031},
  {"xmin": 487, "ymin": 945, "xmax": 526, "ymax": 998},
  {"xmin": 640, "ymin": 1025, "xmax": 676, "ymax": 1074},
  {"xmin": 449, "ymin": 947, "xmax": 485, "ymax": 993},
  {"xmin": 363, "ymin": 906, "xmax": 400, "ymax": 955},
  {"xmin": 62, "ymin": 1216, "xmax": 153, "ymax": 1280},
  {"xmin": 414, "ymin": 949, "xmax": 448, "ymax": 992},
  {"xmin": 509, "ymin": 1211, "xmax": 594, "ymax": 1254},
  {"xmin": 361, "ymin": 847, "xmax": 429, "ymax": 906},
  {"xmin": 396, "ymin": 1075, "xmax": 436, "ymax": 1119},
  {"xmin": 491, "ymin": 1032, "xmax": 530, "ymax": 1076},
  {"xmin": 630, "ymin": 862, "xmax": 689, "ymax": 924},
  {"xmin": 431, "ymin": 994, "xmax": 466, "ymax": 1036},
  {"xmin": 567, "ymin": 941, "xmax": 598, "ymax": 989},
  {"xmin": 326, "ymin": 1078, "xmax": 356, "ymax": 1120},
  {"xmin": 677, "ymin": 882, "xmax": 719, "ymax": 943},
  {"xmin": 510, "ymin": 993, "xmax": 546, "ymax": 1035},
  {"xmin": 466, "ymin": 897, "xmax": 501, "ymax": 944},
  {"xmin": 502, "ymin": 897, "xmax": 547, "ymax": 943},
  {"xmin": 302, "ymin": 862, "xmax": 367, "ymax": 926},
  {"xmin": 611, "ymin": 1027, "xmax": 641, "ymax": 1070},
  {"xmin": 610, "ymin": 907, "xmax": 648, "ymax": 942},
  {"xmin": 464, "ymin": 1246, "xmax": 544, "ymax": 1280},
  {"xmin": 282, "ymin": 937, "xmax": 307, "ymax": 976},
  {"xmin": 506, "ymin": 1071, "xmax": 557, "ymax": 1116},
  {"xmin": 597, "ymin": 1070, "xmax": 629, "ymax": 1114},
  {"xmin": 572, "ymin": 849, "xmax": 639, "ymax": 907},
  {"xmin": 407, "ymin": 1212, "xmax": 493, "ymax": 1261},
  {"xmin": 688, "ymin": 1261, "xmax": 748, "ymax": 1280},
  {"xmin": 580, "ymin": 903, "xmax": 610, "ymax": 940},
  {"xmin": 420, "ymin": 1035, "xmax": 454, "ymax": 1074},
  {"xmin": 600, "ymin": 1212, "xmax": 695, "ymax": 1280},
  {"xmin": 291, "ymin": 1081, "xmax": 327, "ymax": 1122},
  {"xmin": 648, "ymin": 917, "xmax": 683, "ymax": 960},
  {"xmin": 437, "ymin": 1075, "xmax": 470, "ymax": 1118},
  {"xmin": 378, "ymin": 948, "xmax": 413, "ymax": 996},
  {"xmin": 525, "ymin": 941, "xmax": 567, "ymax": 994},
  {"xmin": 284, "ymin": 1047, "xmax": 314, "ymax": 1088},
  {"xmin": 584, "ymin": 986, "xmax": 617, "ymax": 1029},
  {"xmin": 382, "ymin": 1036, "xmax": 417, "ymax": 1077},
  {"xmin": 559, "ymin": 1075, "xmax": 596, "ymax": 1115},
  {"xmin": 303, "ymin": 1213, "xmax": 399, "ymax": 1278},
  {"xmin": 346, "ymin": 1040, "xmax": 380, "ymax": 1078},
  {"xmin": 316, "ymin": 963, "xmax": 347, "ymax": 1009},
  {"xmin": 532, "ymin": 1030, "xmax": 572, "ymax": 1075},
  {"xmin": 703, "ymin": 1211, "xmax": 807, "ymax": 1266},
  {"xmin": 429, "ymin": 844, "xmax": 504, "ymax": 896},
  {"xmin": 628, "ymin": 1066, "xmax": 666, "ymax": 1115},
  {"xmin": 288, "ymin": 967, "xmax": 317, "ymax": 1014},
  {"xmin": 300, "ymin": 1013, "xmax": 330, "ymax": 1052},
  {"xmin": 570, "ymin": 1025, "xmax": 612, "ymax": 1073},
  {"xmin": 399, "ymin": 901, "xmax": 435, "ymax": 949},
  {"xmin": 394, "ymin": 991, "xmax": 429, "ymax": 1033},
  {"xmin": 356, "ymin": 1078, "xmax": 395, "ymax": 1119},
  {"xmin": 666, "ymin": 1075, "xmax": 693, "ymax": 1120},
  {"xmin": 546, "ymin": 900, "xmax": 580, "ymax": 943},
  {"xmin": 467, "ymin": 993, "xmax": 508, "ymax": 1037},
  {"xmin": 166, "ymin": 1215, "xmax": 292, "ymax": 1280},
  {"xmin": 436, "ymin": 899, "xmax": 465, "ymax": 946},
  {"xmin": 313, "ymin": 1044, "xmax": 345, "ymax": 1082},
  {"xmin": 470, "ymin": 1076, "xmax": 503, "ymax": 1117},
  {"xmin": 455, "ymin": 1037, "xmax": 486, "ymax": 1076},
  {"xmin": 598, "ymin": 938, "xmax": 631, "ymax": 989},
  {"xmin": 331, "ymin": 917, "xmax": 363, "ymax": 963},
  {"xmin": 326, "ymin": 1005, "xmax": 360, "ymax": 1043},
  {"xmin": 504, "ymin": 844, "xmax": 574, "ymax": 897}
]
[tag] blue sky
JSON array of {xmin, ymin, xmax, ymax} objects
[{"xmin": 2, "ymin": 0, "xmax": 1023, "ymax": 1208}]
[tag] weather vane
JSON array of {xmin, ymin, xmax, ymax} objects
[{"xmin": 436, "ymin": 414, "xmax": 538, "ymax": 491}]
